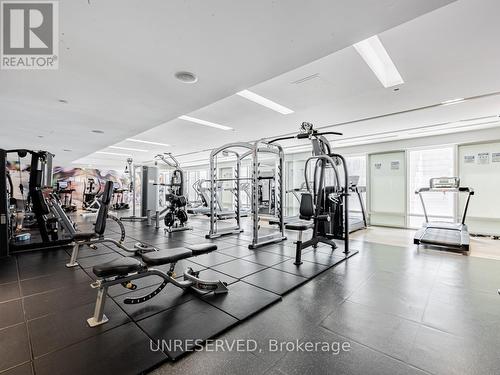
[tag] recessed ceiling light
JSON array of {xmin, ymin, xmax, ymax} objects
[
  {"xmin": 37, "ymin": 135, "xmax": 44, "ymax": 138},
  {"xmin": 175, "ymin": 71, "xmax": 198, "ymax": 84},
  {"xmin": 440, "ymin": 98, "xmax": 466, "ymax": 106},
  {"xmin": 178, "ymin": 115, "xmax": 233, "ymax": 131},
  {"xmin": 109, "ymin": 146, "xmax": 148, "ymax": 152},
  {"xmin": 236, "ymin": 89, "xmax": 294, "ymax": 115},
  {"xmin": 126, "ymin": 139, "xmax": 170, "ymax": 147},
  {"xmin": 92, "ymin": 129, "xmax": 105, "ymax": 134},
  {"xmin": 353, "ymin": 35, "xmax": 404, "ymax": 88},
  {"xmin": 96, "ymin": 151, "xmax": 132, "ymax": 157},
  {"xmin": 58, "ymin": 99, "xmax": 68, "ymax": 104}
]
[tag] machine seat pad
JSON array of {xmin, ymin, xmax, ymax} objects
[
  {"xmin": 186, "ymin": 243, "xmax": 217, "ymax": 255},
  {"xmin": 73, "ymin": 232, "xmax": 98, "ymax": 241},
  {"xmin": 285, "ymin": 222, "xmax": 314, "ymax": 231},
  {"xmin": 93, "ymin": 257, "xmax": 142, "ymax": 278},
  {"xmin": 141, "ymin": 248, "xmax": 193, "ymax": 265}
]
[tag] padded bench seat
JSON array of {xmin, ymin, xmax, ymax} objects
[
  {"xmin": 92, "ymin": 243, "xmax": 218, "ymax": 278},
  {"xmin": 93, "ymin": 257, "xmax": 142, "ymax": 278},
  {"xmin": 142, "ymin": 243, "xmax": 217, "ymax": 265},
  {"xmin": 285, "ymin": 222, "xmax": 314, "ymax": 231}
]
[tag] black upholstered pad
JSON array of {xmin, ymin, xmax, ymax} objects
[
  {"xmin": 285, "ymin": 222, "xmax": 314, "ymax": 231},
  {"xmin": 141, "ymin": 248, "xmax": 192, "ymax": 265},
  {"xmin": 72, "ymin": 232, "xmax": 98, "ymax": 241},
  {"xmin": 93, "ymin": 257, "xmax": 142, "ymax": 278},
  {"xmin": 186, "ymin": 243, "xmax": 218, "ymax": 254}
]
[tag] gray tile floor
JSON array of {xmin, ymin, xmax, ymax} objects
[{"xmin": 152, "ymin": 237, "xmax": 500, "ymax": 375}]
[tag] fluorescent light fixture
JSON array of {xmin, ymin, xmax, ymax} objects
[
  {"xmin": 236, "ymin": 90, "xmax": 294, "ymax": 115},
  {"xmin": 109, "ymin": 146, "xmax": 148, "ymax": 152},
  {"xmin": 96, "ymin": 151, "xmax": 132, "ymax": 157},
  {"xmin": 178, "ymin": 115, "xmax": 233, "ymax": 130},
  {"xmin": 126, "ymin": 139, "xmax": 170, "ymax": 147},
  {"xmin": 353, "ymin": 35, "xmax": 404, "ymax": 88},
  {"xmin": 440, "ymin": 98, "xmax": 466, "ymax": 106}
]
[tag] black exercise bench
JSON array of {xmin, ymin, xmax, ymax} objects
[
  {"xmin": 66, "ymin": 181, "xmax": 155, "ymax": 268},
  {"xmin": 87, "ymin": 243, "xmax": 228, "ymax": 327}
]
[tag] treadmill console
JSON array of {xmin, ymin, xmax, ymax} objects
[{"xmin": 429, "ymin": 177, "xmax": 459, "ymax": 189}]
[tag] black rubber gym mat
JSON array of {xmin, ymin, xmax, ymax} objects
[
  {"xmin": 0, "ymin": 323, "xmax": 31, "ymax": 373},
  {"xmin": 211, "ymin": 258, "xmax": 268, "ymax": 279},
  {"xmin": 241, "ymin": 268, "xmax": 308, "ymax": 295},
  {"xmin": 28, "ymin": 299, "xmax": 130, "ymax": 358},
  {"xmin": 201, "ymin": 281, "xmax": 280, "ymax": 320},
  {"xmin": 241, "ymin": 251, "xmax": 291, "ymax": 267},
  {"xmin": 113, "ymin": 283, "xmax": 195, "ymax": 322},
  {"xmin": 33, "ymin": 322, "xmax": 168, "ymax": 375},
  {"xmin": 188, "ymin": 251, "xmax": 236, "ymax": 267},
  {"xmin": 0, "ymin": 299, "xmax": 24, "ymax": 330},
  {"xmin": 272, "ymin": 258, "xmax": 331, "ymax": 278},
  {"xmin": 137, "ymin": 298, "xmax": 238, "ymax": 360}
]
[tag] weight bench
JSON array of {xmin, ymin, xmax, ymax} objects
[
  {"xmin": 285, "ymin": 192, "xmax": 335, "ymax": 265},
  {"xmin": 87, "ymin": 243, "xmax": 228, "ymax": 327},
  {"xmin": 66, "ymin": 181, "xmax": 155, "ymax": 268}
]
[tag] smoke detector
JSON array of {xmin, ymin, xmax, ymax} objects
[{"xmin": 175, "ymin": 71, "xmax": 198, "ymax": 84}]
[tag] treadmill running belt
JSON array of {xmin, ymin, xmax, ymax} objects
[{"xmin": 420, "ymin": 228, "xmax": 462, "ymax": 247}]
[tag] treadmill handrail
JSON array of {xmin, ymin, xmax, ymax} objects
[{"xmin": 415, "ymin": 186, "xmax": 474, "ymax": 224}]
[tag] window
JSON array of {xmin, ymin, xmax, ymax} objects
[{"xmin": 408, "ymin": 147, "xmax": 455, "ymax": 228}]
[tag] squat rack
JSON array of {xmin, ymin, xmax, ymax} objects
[{"xmin": 205, "ymin": 140, "xmax": 286, "ymax": 249}]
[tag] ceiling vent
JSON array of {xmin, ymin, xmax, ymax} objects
[{"xmin": 291, "ymin": 73, "xmax": 320, "ymax": 85}]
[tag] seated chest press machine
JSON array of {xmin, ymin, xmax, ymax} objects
[{"xmin": 74, "ymin": 181, "xmax": 228, "ymax": 327}]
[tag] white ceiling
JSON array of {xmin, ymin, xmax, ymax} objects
[
  {"xmin": 71, "ymin": 0, "xmax": 500, "ymax": 169},
  {"xmin": 0, "ymin": 0, "xmax": 457, "ymax": 166}
]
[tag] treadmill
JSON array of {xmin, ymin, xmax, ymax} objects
[{"xmin": 413, "ymin": 177, "xmax": 474, "ymax": 253}]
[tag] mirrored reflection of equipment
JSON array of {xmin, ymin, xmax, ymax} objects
[
  {"xmin": 0, "ymin": 149, "xmax": 78, "ymax": 256},
  {"xmin": 121, "ymin": 158, "xmax": 148, "ymax": 222},
  {"xmin": 55, "ymin": 180, "xmax": 77, "ymax": 212},
  {"xmin": 111, "ymin": 183, "xmax": 130, "ymax": 210},
  {"xmin": 151, "ymin": 153, "xmax": 192, "ymax": 233},
  {"xmin": 414, "ymin": 177, "xmax": 474, "ymax": 254},
  {"xmin": 82, "ymin": 177, "xmax": 102, "ymax": 212},
  {"xmin": 269, "ymin": 122, "xmax": 359, "ymax": 265}
]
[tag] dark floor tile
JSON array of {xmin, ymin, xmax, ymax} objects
[
  {"xmin": 197, "ymin": 269, "xmax": 238, "ymax": 286},
  {"xmin": 272, "ymin": 259, "xmax": 330, "ymax": 279},
  {"xmin": 0, "ymin": 362, "xmax": 33, "ymax": 375},
  {"xmin": 33, "ymin": 322, "xmax": 168, "ymax": 375},
  {"xmin": 17, "ymin": 252, "xmax": 72, "ymax": 280},
  {"xmin": 114, "ymin": 283, "xmax": 195, "ymax": 321},
  {"xmin": 202, "ymin": 281, "xmax": 280, "ymax": 320},
  {"xmin": 347, "ymin": 271, "xmax": 432, "ymax": 322},
  {"xmin": 23, "ymin": 282, "xmax": 96, "ymax": 320},
  {"xmin": 28, "ymin": 298, "xmax": 130, "ymax": 358},
  {"xmin": 276, "ymin": 325, "xmax": 426, "ymax": 375},
  {"xmin": 217, "ymin": 245, "xmax": 255, "ymax": 259},
  {"xmin": 189, "ymin": 252, "xmax": 236, "ymax": 267},
  {"xmin": 0, "ymin": 282, "xmax": 21, "ymax": 302},
  {"xmin": 66, "ymin": 243, "xmax": 116, "ymax": 259},
  {"xmin": 299, "ymin": 250, "xmax": 346, "ymax": 266},
  {"xmin": 408, "ymin": 325, "xmax": 500, "ymax": 375},
  {"xmin": 0, "ymin": 299, "xmax": 24, "ymax": 329},
  {"xmin": 138, "ymin": 298, "xmax": 238, "ymax": 360},
  {"xmin": 211, "ymin": 259, "xmax": 268, "ymax": 279},
  {"xmin": 0, "ymin": 257, "xmax": 19, "ymax": 285},
  {"xmin": 321, "ymin": 300, "xmax": 420, "ymax": 362},
  {"xmin": 20, "ymin": 268, "xmax": 92, "ymax": 297},
  {"xmin": 242, "ymin": 252, "xmax": 290, "ymax": 267},
  {"xmin": 242, "ymin": 268, "xmax": 307, "ymax": 295},
  {"xmin": 0, "ymin": 323, "xmax": 31, "ymax": 372}
]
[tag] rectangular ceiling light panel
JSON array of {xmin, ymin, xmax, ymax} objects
[
  {"xmin": 236, "ymin": 89, "xmax": 294, "ymax": 114},
  {"xmin": 354, "ymin": 35, "xmax": 404, "ymax": 88}
]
